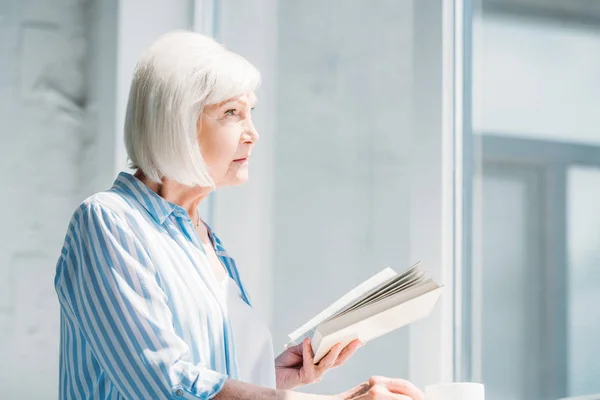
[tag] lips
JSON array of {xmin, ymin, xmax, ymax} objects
[{"xmin": 233, "ymin": 155, "xmax": 250, "ymax": 162}]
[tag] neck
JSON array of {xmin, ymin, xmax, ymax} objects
[{"xmin": 134, "ymin": 170, "xmax": 212, "ymax": 224}]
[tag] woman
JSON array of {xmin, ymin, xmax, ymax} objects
[{"xmin": 54, "ymin": 31, "xmax": 424, "ymax": 400}]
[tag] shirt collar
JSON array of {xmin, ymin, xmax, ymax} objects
[{"xmin": 111, "ymin": 172, "xmax": 188, "ymax": 224}]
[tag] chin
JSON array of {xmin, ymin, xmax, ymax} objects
[
  {"xmin": 218, "ymin": 173, "xmax": 249, "ymax": 188},
  {"xmin": 232, "ymin": 174, "xmax": 249, "ymax": 185},
  {"xmin": 229, "ymin": 179, "xmax": 248, "ymax": 187}
]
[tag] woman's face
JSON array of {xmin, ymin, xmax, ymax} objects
[{"xmin": 197, "ymin": 92, "xmax": 259, "ymax": 187}]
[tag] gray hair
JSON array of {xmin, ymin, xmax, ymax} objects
[{"xmin": 124, "ymin": 31, "xmax": 261, "ymax": 187}]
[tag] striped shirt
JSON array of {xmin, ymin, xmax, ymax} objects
[{"xmin": 54, "ymin": 172, "xmax": 251, "ymax": 399}]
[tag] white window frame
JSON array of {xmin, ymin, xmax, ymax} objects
[
  {"xmin": 192, "ymin": 0, "xmax": 217, "ymax": 37},
  {"xmin": 408, "ymin": 0, "xmax": 466, "ymax": 387}
]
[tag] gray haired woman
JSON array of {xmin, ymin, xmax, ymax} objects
[{"xmin": 54, "ymin": 31, "xmax": 424, "ymax": 400}]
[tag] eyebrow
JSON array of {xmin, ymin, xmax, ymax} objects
[{"xmin": 220, "ymin": 97, "xmax": 258, "ymax": 109}]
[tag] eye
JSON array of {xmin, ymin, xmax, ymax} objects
[{"xmin": 224, "ymin": 109, "xmax": 238, "ymax": 117}]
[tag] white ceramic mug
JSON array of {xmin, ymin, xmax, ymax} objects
[{"xmin": 425, "ymin": 382, "xmax": 485, "ymax": 400}]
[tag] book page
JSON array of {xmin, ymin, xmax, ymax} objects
[
  {"xmin": 354, "ymin": 268, "xmax": 429, "ymax": 309},
  {"xmin": 332, "ymin": 262, "xmax": 425, "ymax": 318},
  {"xmin": 359, "ymin": 276, "xmax": 433, "ymax": 309},
  {"xmin": 286, "ymin": 267, "xmax": 397, "ymax": 346}
]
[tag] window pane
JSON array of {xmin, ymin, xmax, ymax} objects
[
  {"xmin": 478, "ymin": 166, "xmax": 544, "ymax": 400},
  {"xmin": 473, "ymin": 14, "xmax": 600, "ymax": 145},
  {"xmin": 468, "ymin": 5, "xmax": 600, "ymax": 400},
  {"xmin": 567, "ymin": 166, "xmax": 600, "ymax": 396}
]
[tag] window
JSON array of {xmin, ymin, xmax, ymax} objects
[{"xmin": 462, "ymin": 6, "xmax": 600, "ymax": 399}]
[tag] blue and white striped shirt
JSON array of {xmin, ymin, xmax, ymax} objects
[{"xmin": 54, "ymin": 172, "xmax": 251, "ymax": 399}]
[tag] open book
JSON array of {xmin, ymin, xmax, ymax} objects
[{"xmin": 286, "ymin": 262, "xmax": 443, "ymax": 363}]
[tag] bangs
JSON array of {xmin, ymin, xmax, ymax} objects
[{"xmin": 204, "ymin": 52, "xmax": 261, "ymax": 106}]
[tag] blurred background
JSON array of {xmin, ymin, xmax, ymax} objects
[
  {"xmin": 471, "ymin": 1, "xmax": 600, "ymax": 399},
  {"xmin": 0, "ymin": 0, "xmax": 599, "ymax": 399}
]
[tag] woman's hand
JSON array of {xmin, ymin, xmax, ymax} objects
[
  {"xmin": 338, "ymin": 376, "xmax": 424, "ymax": 400},
  {"xmin": 275, "ymin": 338, "xmax": 362, "ymax": 390}
]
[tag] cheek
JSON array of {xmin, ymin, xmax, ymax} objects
[{"xmin": 199, "ymin": 127, "xmax": 240, "ymax": 169}]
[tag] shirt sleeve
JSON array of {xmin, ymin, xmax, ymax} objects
[{"xmin": 55, "ymin": 202, "xmax": 227, "ymax": 400}]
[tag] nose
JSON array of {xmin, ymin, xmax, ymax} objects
[{"xmin": 242, "ymin": 119, "xmax": 259, "ymax": 143}]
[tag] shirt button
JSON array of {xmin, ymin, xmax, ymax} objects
[{"xmin": 175, "ymin": 388, "xmax": 184, "ymax": 396}]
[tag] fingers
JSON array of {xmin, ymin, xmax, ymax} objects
[
  {"xmin": 287, "ymin": 341, "xmax": 304, "ymax": 356},
  {"xmin": 388, "ymin": 381, "xmax": 423, "ymax": 400},
  {"xmin": 317, "ymin": 342, "xmax": 344, "ymax": 370},
  {"xmin": 366, "ymin": 384, "xmax": 415, "ymax": 400},
  {"xmin": 334, "ymin": 339, "xmax": 363, "ymax": 367},
  {"xmin": 300, "ymin": 339, "xmax": 345, "ymax": 384},
  {"xmin": 368, "ymin": 376, "xmax": 424, "ymax": 400},
  {"xmin": 341, "ymin": 377, "xmax": 423, "ymax": 400},
  {"xmin": 300, "ymin": 338, "xmax": 315, "ymax": 382},
  {"xmin": 298, "ymin": 339, "xmax": 363, "ymax": 385}
]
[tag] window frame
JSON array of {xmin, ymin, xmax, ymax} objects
[{"xmin": 407, "ymin": 0, "xmax": 468, "ymax": 386}]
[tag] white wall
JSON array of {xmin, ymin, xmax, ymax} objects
[
  {"xmin": 272, "ymin": 0, "xmax": 414, "ymax": 393},
  {"xmin": 0, "ymin": 1, "xmax": 194, "ymax": 398},
  {"xmin": 212, "ymin": 0, "xmax": 278, "ymax": 327},
  {"xmin": 0, "ymin": 0, "xmax": 87, "ymax": 397}
]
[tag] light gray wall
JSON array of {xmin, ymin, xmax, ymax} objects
[
  {"xmin": 0, "ymin": 0, "xmax": 194, "ymax": 397},
  {"xmin": 273, "ymin": 0, "xmax": 414, "ymax": 393},
  {"xmin": 213, "ymin": 0, "xmax": 278, "ymax": 326},
  {"xmin": 0, "ymin": 0, "xmax": 88, "ymax": 397}
]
